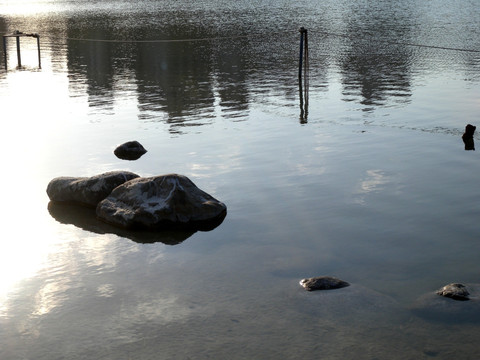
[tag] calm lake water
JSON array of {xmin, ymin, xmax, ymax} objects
[{"xmin": 1, "ymin": 0, "xmax": 480, "ymax": 359}]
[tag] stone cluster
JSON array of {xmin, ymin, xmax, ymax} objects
[{"xmin": 47, "ymin": 172, "xmax": 226, "ymax": 231}]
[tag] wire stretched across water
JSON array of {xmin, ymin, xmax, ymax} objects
[
  {"xmin": 65, "ymin": 34, "xmax": 256, "ymax": 43},
  {"xmin": 316, "ymin": 30, "xmax": 480, "ymax": 54},
  {"xmin": 65, "ymin": 29, "xmax": 480, "ymax": 53}
]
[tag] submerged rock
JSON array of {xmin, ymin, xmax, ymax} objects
[
  {"xmin": 114, "ymin": 141, "xmax": 147, "ymax": 160},
  {"xmin": 411, "ymin": 283, "xmax": 480, "ymax": 323},
  {"xmin": 46, "ymin": 171, "xmax": 140, "ymax": 207},
  {"xmin": 299, "ymin": 276, "xmax": 350, "ymax": 291},
  {"xmin": 436, "ymin": 283, "xmax": 470, "ymax": 301},
  {"xmin": 96, "ymin": 174, "xmax": 227, "ymax": 231}
]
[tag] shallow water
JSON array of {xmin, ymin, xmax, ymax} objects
[{"xmin": 1, "ymin": 0, "xmax": 480, "ymax": 359}]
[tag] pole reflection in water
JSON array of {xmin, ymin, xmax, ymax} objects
[
  {"xmin": 299, "ymin": 28, "xmax": 309, "ymax": 123},
  {"xmin": 299, "ymin": 73, "xmax": 309, "ymax": 124}
]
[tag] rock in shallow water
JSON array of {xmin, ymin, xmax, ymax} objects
[
  {"xmin": 96, "ymin": 174, "xmax": 227, "ymax": 230},
  {"xmin": 436, "ymin": 283, "xmax": 470, "ymax": 301},
  {"xmin": 411, "ymin": 283, "xmax": 480, "ymax": 323},
  {"xmin": 299, "ymin": 276, "xmax": 350, "ymax": 291},
  {"xmin": 46, "ymin": 171, "xmax": 140, "ymax": 207},
  {"xmin": 114, "ymin": 141, "xmax": 147, "ymax": 160}
]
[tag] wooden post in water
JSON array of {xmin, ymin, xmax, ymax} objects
[
  {"xmin": 303, "ymin": 29, "xmax": 308, "ymax": 79},
  {"xmin": 16, "ymin": 35, "xmax": 22, "ymax": 68},
  {"xmin": 36, "ymin": 34, "xmax": 41, "ymax": 68},
  {"xmin": 2, "ymin": 31, "xmax": 41, "ymax": 70},
  {"xmin": 2, "ymin": 36, "xmax": 7, "ymax": 70},
  {"xmin": 298, "ymin": 27, "xmax": 305, "ymax": 81}
]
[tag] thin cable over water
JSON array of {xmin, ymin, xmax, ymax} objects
[{"xmin": 64, "ymin": 29, "xmax": 480, "ymax": 53}]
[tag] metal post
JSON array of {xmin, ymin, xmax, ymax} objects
[{"xmin": 16, "ymin": 35, "xmax": 21, "ymax": 67}]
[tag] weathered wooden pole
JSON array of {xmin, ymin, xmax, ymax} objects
[
  {"xmin": 36, "ymin": 34, "xmax": 41, "ymax": 68},
  {"xmin": 16, "ymin": 35, "xmax": 21, "ymax": 68},
  {"xmin": 303, "ymin": 28, "xmax": 308, "ymax": 77},
  {"xmin": 2, "ymin": 36, "xmax": 6, "ymax": 70},
  {"xmin": 2, "ymin": 32, "xmax": 42, "ymax": 70},
  {"xmin": 298, "ymin": 27, "xmax": 305, "ymax": 80}
]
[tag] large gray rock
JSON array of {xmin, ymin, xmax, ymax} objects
[
  {"xmin": 96, "ymin": 174, "xmax": 227, "ymax": 230},
  {"xmin": 46, "ymin": 171, "xmax": 140, "ymax": 207}
]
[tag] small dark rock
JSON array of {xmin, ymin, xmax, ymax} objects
[
  {"xmin": 462, "ymin": 124, "xmax": 476, "ymax": 151},
  {"xmin": 299, "ymin": 276, "xmax": 350, "ymax": 291},
  {"xmin": 114, "ymin": 141, "xmax": 147, "ymax": 160},
  {"xmin": 436, "ymin": 283, "xmax": 470, "ymax": 301}
]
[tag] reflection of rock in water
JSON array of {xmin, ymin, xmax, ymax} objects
[
  {"xmin": 462, "ymin": 124, "xmax": 476, "ymax": 150},
  {"xmin": 411, "ymin": 283, "xmax": 480, "ymax": 323},
  {"xmin": 48, "ymin": 202, "xmax": 195, "ymax": 245}
]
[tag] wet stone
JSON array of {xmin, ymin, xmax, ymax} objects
[
  {"xmin": 46, "ymin": 171, "xmax": 140, "ymax": 207},
  {"xmin": 411, "ymin": 283, "xmax": 480, "ymax": 323},
  {"xmin": 96, "ymin": 173, "xmax": 227, "ymax": 231},
  {"xmin": 299, "ymin": 276, "xmax": 350, "ymax": 291},
  {"xmin": 436, "ymin": 283, "xmax": 470, "ymax": 301},
  {"xmin": 114, "ymin": 141, "xmax": 147, "ymax": 160}
]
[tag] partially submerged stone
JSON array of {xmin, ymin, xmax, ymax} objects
[
  {"xmin": 96, "ymin": 174, "xmax": 227, "ymax": 231},
  {"xmin": 299, "ymin": 276, "xmax": 350, "ymax": 291},
  {"xmin": 411, "ymin": 283, "xmax": 480, "ymax": 323},
  {"xmin": 114, "ymin": 141, "xmax": 147, "ymax": 160},
  {"xmin": 436, "ymin": 283, "xmax": 470, "ymax": 301},
  {"xmin": 46, "ymin": 171, "xmax": 140, "ymax": 207}
]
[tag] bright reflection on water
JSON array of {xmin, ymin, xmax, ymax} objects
[{"xmin": 1, "ymin": 0, "xmax": 480, "ymax": 358}]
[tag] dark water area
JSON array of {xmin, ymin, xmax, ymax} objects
[{"xmin": 1, "ymin": 0, "xmax": 480, "ymax": 359}]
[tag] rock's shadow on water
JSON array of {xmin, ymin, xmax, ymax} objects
[
  {"xmin": 410, "ymin": 284, "xmax": 480, "ymax": 323},
  {"xmin": 48, "ymin": 201, "xmax": 196, "ymax": 245}
]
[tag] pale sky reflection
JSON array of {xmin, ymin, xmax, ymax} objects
[{"xmin": 354, "ymin": 169, "xmax": 390, "ymax": 205}]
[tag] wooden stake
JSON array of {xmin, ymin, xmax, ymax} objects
[
  {"xmin": 2, "ymin": 36, "xmax": 6, "ymax": 70},
  {"xmin": 298, "ymin": 27, "xmax": 305, "ymax": 80},
  {"xmin": 2, "ymin": 31, "xmax": 41, "ymax": 70},
  {"xmin": 16, "ymin": 35, "xmax": 21, "ymax": 68},
  {"xmin": 37, "ymin": 35, "xmax": 41, "ymax": 68}
]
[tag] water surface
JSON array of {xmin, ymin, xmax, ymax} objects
[{"xmin": 1, "ymin": 1, "xmax": 480, "ymax": 359}]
